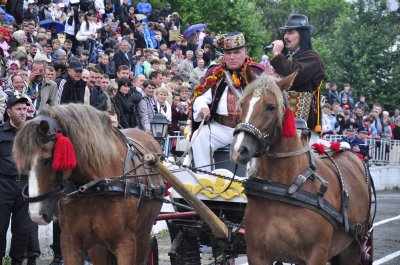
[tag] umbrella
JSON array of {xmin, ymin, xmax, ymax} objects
[
  {"xmin": 135, "ymin": 14, "xmax": 147, "ymax": 21},
  {"xmin": 183, "ymin": 23, "xmax": 207, "ymax": 37},
  {"xmin": 39, "ymin": 20, "xmax": 65, "ymax": 34}
]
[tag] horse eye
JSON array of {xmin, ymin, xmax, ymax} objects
[
  {"xmin": 41, "ymin": 158, "xmax": 52, "ymax": 166},
  {"xmin": 265, "ymin": 104, "xmax": 276, "ymax": 112}
]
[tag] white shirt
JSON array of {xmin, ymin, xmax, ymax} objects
[{"xmin": 193, "ymin": 86, "xmax": 230, "ymax": 122}]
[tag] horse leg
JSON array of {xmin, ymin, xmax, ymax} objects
[
  {"xmin": 304, "ymin": 248, "xmax": 329, "ymax": 265},
  {"xmin": 246, "ymin": 246, "xmax": 273, "ymax": 265},
  {"xmin": 110, "ymin": 234, "xmax": 136, "ymax": 265},
  {"xmin": 331, "ymin": 240, "xmax": 361, "ymax": 265},
  {"xmin": 89, "ymin": 247, "xmax": 117, "ymax": 265},
  {"xmin": 60, "ymin": 233, "xmax": 83, "ymax": 265}
]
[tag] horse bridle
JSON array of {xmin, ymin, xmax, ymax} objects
[
  {"xmin": 22, "ymin": 115, "xmax": 66, "ymax": 203},
  {"xmin": 233, "ymin": 122, "xmax": 272, "ymax": 149}
]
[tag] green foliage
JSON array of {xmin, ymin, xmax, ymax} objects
[
  {"xmin": 167, "ymin": 0, "xmax": 268, "ymax": 60},
  {"xmin": 320, "ymin": 0, "xmax": 400, "ymax": 111}
]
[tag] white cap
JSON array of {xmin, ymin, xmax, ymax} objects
[
  {"xmin": 34, "ymin": 53, "xmax": 52, "ymax": 63},
  {"xmin": 28, "ymin": 0, "xmax": 36, "ymax": 4}
]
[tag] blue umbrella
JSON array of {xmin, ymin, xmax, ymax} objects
[
  {"xmin": 183, "ymin": 23, "xmax": 207, "ymax": 37},
  {"xmin": 39, "ymin": 20, "xmax": 65, "ymax": 34}
]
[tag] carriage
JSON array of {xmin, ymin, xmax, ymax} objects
[{"xmin": 13, "ymin": 70, "xmax": 375, "ymax": 265}]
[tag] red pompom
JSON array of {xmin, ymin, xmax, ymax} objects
[
  {"xmin": 52, "ymin": 133, "xmax": 77, "ymax": 171},
  {"xmin": 281, "ymin": 107, "xmax": 296, "ymax": 138},
  {"xmin": 330, "ymin": 142, "xmax": 341, "ymax": 152},
  {"xmin": 164, "ymin": 182, "xmax": 172, "ymax": 196},
  {"xmin": 312, "ymin": 143, "xmax": 325, "ymax": 155}
]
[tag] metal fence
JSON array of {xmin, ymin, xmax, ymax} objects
[
  {"xmin": 164, "ymin": 134, "xmax": 400, "ymax": 167},
  {"xmin": 325, "ymin": 135, "xmax": 400, "ymax": 166}
]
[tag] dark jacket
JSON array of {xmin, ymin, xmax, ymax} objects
[
  {"xmin": 58, "ymin": 75, "xmax": 87, "ymax": 104},
  {"xmin": 134, "ymin": 30, "xmax": 147, "ymax": 49},
  {"xmin": 394, "ymin": 125, "xmax": 400, "ymax": 140},
  {"xmin": 6, "ymin": 0, "xmax": 23, "ymax": 24},
  {"xmin": 270, "ymin": 49, "xmax": 325, "ymax": 130},
  {"xmin": 89, "ymin": 86, "xmax": 108, "ymax": 111},
  {"xmin": 113, "ymin": 50, "xmax": 134, "ymax": 71},
  {"xmin": 118, "ymin": 3, "xmax": 130, "ymax": 24},
  {"xmin": 95, "ymin": 63, "xmax": 116, "ymax": 79},
  {"xmin": 114, "ymin": 90, "xmax": 142, "ymax": 128},
  {"xmin": 0, "ymin": 121, "xmax": 21, "ymax": 177}
]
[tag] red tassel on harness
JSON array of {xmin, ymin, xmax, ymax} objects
[
  {"xmin": 52, "ymin": 133, "xmax": 77, "ymax": 171},
  {"xmin": 281, "ymin": 107, "xmax": 296, "ymax": 138},
  {"xmin": 312, "ymin": 143, "xmax": 325, "ymax": 155},
  {"xmin": 164, "ymin": 182, "xmax": 172, "ymax": 196},
  {"xmin": 330, "ymin": 142, "xmax": 341, "ymax": 152}
]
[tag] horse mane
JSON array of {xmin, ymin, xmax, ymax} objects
[
  {"xmin": 239, "ymin": 73, "xmax": 285, "ymax": 128},
  {"xmin": 14, "ymin": 104, "xmax": 119, "ymax": 174}
]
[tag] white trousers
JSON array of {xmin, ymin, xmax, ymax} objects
[{"xmin": 191, "ymin": 121, "xmax": 234, "ymax": 172}]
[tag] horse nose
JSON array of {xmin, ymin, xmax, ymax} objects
[
  {"xmin": 41, "ymin": 213, "xmax": 52, "ymax": 224},
  {"xmin": 232, "ymin": 146, "xmax": 250, "ymax": 164}
]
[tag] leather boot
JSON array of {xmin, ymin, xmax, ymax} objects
[
  {"xmin": 50, "ymin": 256, "xmax": 64, "ymax": 265},
  {"xmin": 27, "ymin": 257, "xmax": 37, "ymax": 265}
]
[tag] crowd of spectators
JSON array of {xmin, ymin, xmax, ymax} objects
[{"xmin": 0, "ymin": 0, "xmax": 223, "ymax": 138}]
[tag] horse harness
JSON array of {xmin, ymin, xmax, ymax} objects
[
  {"xmin": 234, "ymin": 120, "xmax": 370, "ymax": 244},
  {"xmin": 23, "ymin": 115, "xmax": 167, "ymax": 211}
]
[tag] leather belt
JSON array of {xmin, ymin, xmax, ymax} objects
[{"xmin": 214, "ymin": 114, "xmax": 238, "ymax": 128}]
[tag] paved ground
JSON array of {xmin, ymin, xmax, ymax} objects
[{"xmin": 4, "ymin": 191, "xmax": 399, "ymax": 265}]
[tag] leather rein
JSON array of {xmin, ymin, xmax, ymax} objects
[
  {"xmin": 22, "ymin": 115, "xmax": 166, "ymax": 207},
  {"xmin": 233, "ymin": 112, "xmax": 369, "ymax": 243}
]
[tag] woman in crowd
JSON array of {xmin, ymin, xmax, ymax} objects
[
  {"xmin": 155, "ymin": 87, "xmax": 171, "ymax": 122},
  {"xmin": 65, "ymin": 6, "xmax": 81, "ymax": 54},
  {"xmin": 138, "ymin": 79, "xmax": 156, "ymax": 133},
  {"xmin": 79, "ymin": 11, "xmax": 98, "ymax": 61},
  {"xmin": 114, "ymin": 77, "xmax": 141, "ymax": 128}
]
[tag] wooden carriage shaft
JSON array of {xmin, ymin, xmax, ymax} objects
[{"xmin": 143, "ymin": 153, "xmax": 229, "ymax": 239}]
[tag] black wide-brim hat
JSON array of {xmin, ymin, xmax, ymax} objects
[{"xmin": 280, "ymin": 14, "xmax": 314, "ymax": 30}]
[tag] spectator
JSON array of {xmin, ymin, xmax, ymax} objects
[
  {"xmin": 321, "ymin": 103, "xmax": 336, "ymax": 135},
  {"xmin": 114, "ymin": 77, "xmax": 142, "ymax": 128},
  {"xmin": 64, "ymin": 7, "xmax": 80, "ymax": 55},
  {"xmin": 149, "ymin": 70, "xmax": 162, "ymax": 88},
  {"xmin": 113, "ymin": 40, "xmax": 134, "ymax": 71},
  {"xmin": 0, "ymin": 93, "xmax": 30, "ymax": 265},
  {"xmin": 338, "ymin": 83, "xmax": 354, "ymax": 109},
  {"xmin": 132, "ymin": 73, "xmax": 146, "ymax": 93},
  {"xmin": 391, "ymin": 108, "xmax": 399, "ymax": 124},
  {"xmin": 45, "ymin": 66, "xmax": 56, "ymax": 81},
  {"xmin": 38, "ymin": 0, "xmax": 53, "ymax": 21},
  {"xmin": 134, "ymin": 23, "xmax": 147, "ymax": 50},
  {"xmin": 159, "ymin": 2, "xmax": 172, "ymax": 18},
  {"xmin": 332, "ymin": 102, "xmax": 345, "ymax": 134},
  {"xmin": 58, "ymin": 60, "xmax": 88, "ymax": 104},
  {"xmin": 393, "ymin": 117, "xmax": 400, "ymax": 140},
  {"xmin": 137, "ymin": 0, "xmax": 152, "ymax": 19},
  {"xmin": 96, "ymin": 54, "xmax": 116, "ymax": 79},
  {"xmin": 26, "ymin": 61, "xmax": 58, "ymax": 112},
  {"xmin": 189, "ymin": 58, "xmax": 206, "ymax": 86},
  {"xmin": 178, "ymin": 50, "xmax": 194, "ymax": 80},
  {"xmin": 340, "ymin": 125, "xmax": 368, "ymax": 159},
  {"xmin": 354, "ymin": 95, "xmax": 370, "ymax": 113},
  {"xmin": 326, "ymin": 82, "xmax": 339, "ymax": 105},
  {"xmin": 87, "ymin": 67, "xmax": 109, "ymax": 111},
  {"xmin": 138, "ymin": 79, "xmax": 156, "ymax": 133},
  {"xmin": 155, "ymin": 87, "xmax": 171, "ymax": 122}
]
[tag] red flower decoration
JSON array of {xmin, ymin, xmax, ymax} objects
[
  {"xmin": 312, "ymin": 143, "xmax": 325, "ymax": 155},
  {"xmin": 330, "ymin": 142, "xmax": 341, "ymax": 152}
]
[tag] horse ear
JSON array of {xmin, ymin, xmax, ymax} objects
[
  {"xmin": 37, "ymin": 120, "xmax": 50, "ymax": 136},
  {"xmin": 276, "ymin": 70, "xmax": 298, "ymax": 91},
  {"xmin": 245, "ymin": 65, "xmax": 257, "ymax": 84}
]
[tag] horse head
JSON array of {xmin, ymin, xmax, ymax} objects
[
  {"xmin": 13, "ymin": 117, "xmax": 67, "ymax": 225},
  {"xmin": 231, "ymin": 68, "xmax": 298, "ymax": 164}
]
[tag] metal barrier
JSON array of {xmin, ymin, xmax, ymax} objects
[
  {"xmin": 325, "ymin": 135, "xmax": 400, "ymax": 166},
  {"xmin": 164, "ymin": 134, "xmax": 400, "ymax": 166}
]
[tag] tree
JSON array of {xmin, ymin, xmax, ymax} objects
[{"xmin": 320, "ymin": 0, "xmax": 400, "ymax": 112}]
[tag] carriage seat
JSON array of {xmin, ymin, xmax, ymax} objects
[{"xmin": 213, "ymin": 145, "xmax": 247, "ymax": 177}]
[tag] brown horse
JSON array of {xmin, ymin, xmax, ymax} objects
[
  {"xmin": 231, "ymin": 71, "xmax": 372, "ymax": 265},
  {"xmin": 13, "ymin": 104, "xmax": 165, "ymax": 265}
]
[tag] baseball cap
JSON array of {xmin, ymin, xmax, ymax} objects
[
  {"xmin": 68, "ymin": 60, "xmax": 83, "ymax": 71},
  {"xmin": 345, "ymin": 124, "xmax": 358, "ymax": 132},
  {"xmin": 34, "ymin": 53, "xmax": 52, "ymax": 63},
  {"xmin": 6, "ymin": 92, "xmax": 29, "ymax": 109}
]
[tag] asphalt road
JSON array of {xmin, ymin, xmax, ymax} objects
[{"xmin": 25, "ymin": 191, "xmax": 400, "ymax": 265}]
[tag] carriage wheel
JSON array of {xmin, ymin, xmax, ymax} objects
[
  {"xmin": 146, "ymin": 236, "xmax": 159, "ymax": 265},
  {"xmin": 169, "ymin": 230, "xmax": 201, "ymax": 265},
  {"xmin": 361, "ymin": 229, "xmax": 373, "ymax": 265}
]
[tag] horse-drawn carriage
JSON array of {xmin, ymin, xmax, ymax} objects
[{"xmin": 13, "ymin": 70, "xmax": 374, "ymax": 265}]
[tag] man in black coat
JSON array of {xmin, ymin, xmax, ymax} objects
[
  {"xmin": 113, "ymin": 40, "xmax": 134, "ymax": 72},
  {"xmin": 0, "ymin": 94, "xmax": 31, "ymax": 265},
  {"xmin": 270, "ymin": 14, "xmax": 325, "ymax": 135},
  {"xmin": 57, "ymin": 60, "xmax": 87, "ymax": 104}
]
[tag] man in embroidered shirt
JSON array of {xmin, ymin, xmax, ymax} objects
[{"xmin": 191, "ymin": 32, "xmax": 265, "ymax": 171}]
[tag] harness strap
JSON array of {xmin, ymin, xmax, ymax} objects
[
  {"xmin": 288, "ymin": 168, "xmax": 314, "ymax": 195},
  {"xmin": 265, "ymin": 146, "xmax": 310, "ymax": 158}
]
